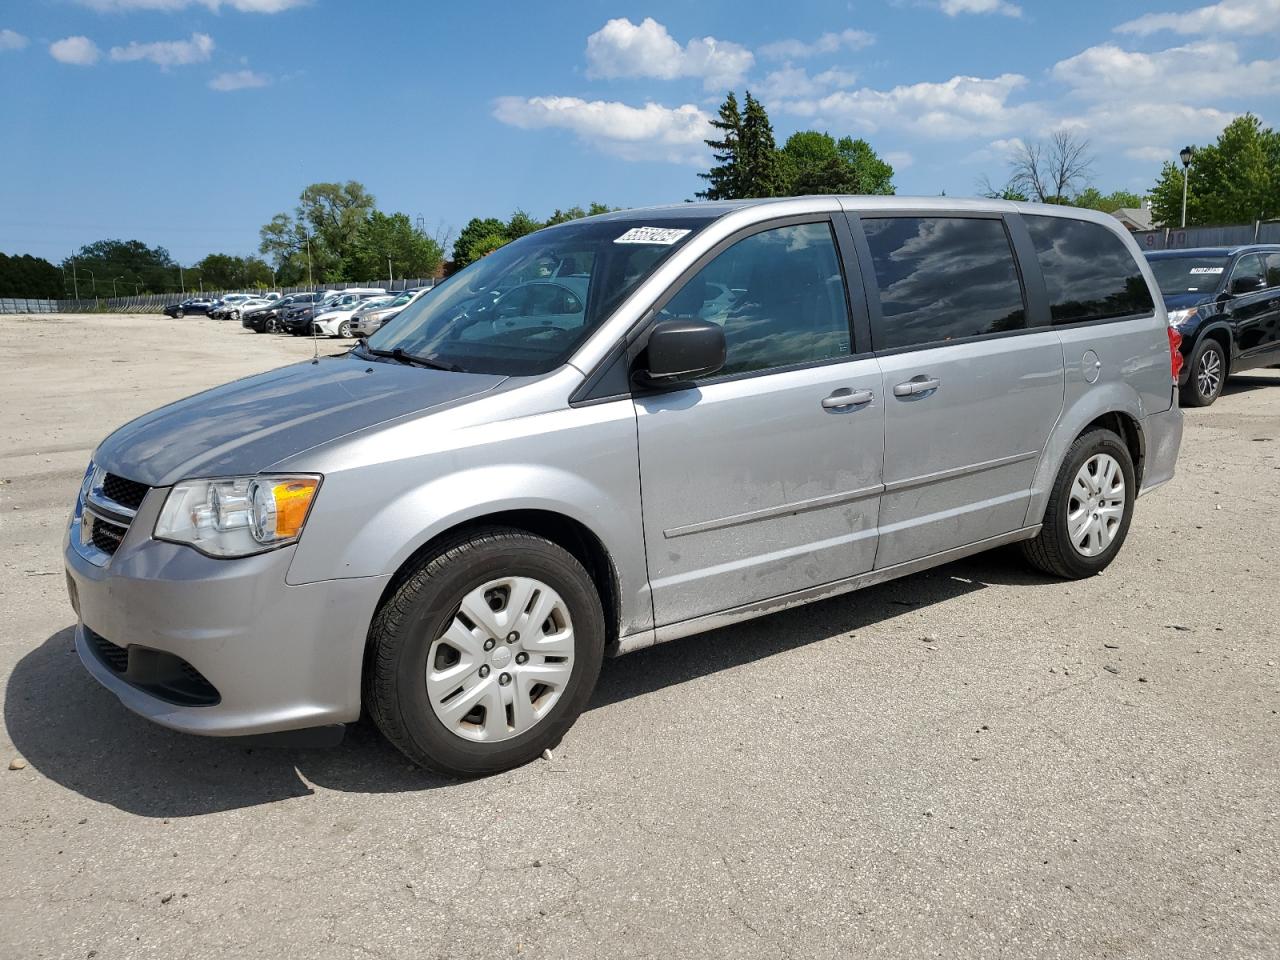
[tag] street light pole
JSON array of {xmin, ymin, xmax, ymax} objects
[
  {"xmin": 113, "ymin": 276, "xmax": 122, "ymax": 297},
  {"xmin": 1179, "ymin": 145, "xmax": 1194, "ymax": 229},
  {"xmin": 387, "ymin": 255, "xmax": 393, "ymax": 287},
  {"xmin": 179, "ymin": 265, "xmax": 185, "ymax": 296},
  {"xmin": 305, "ymin": 235, "xmax": 313, "ymax": 287},
  {"xmin": 82, "ymin": 268, "xmax": 96, "ymax": 296}
]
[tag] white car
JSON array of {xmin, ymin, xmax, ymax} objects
[
  {"xmin": 313, "ymin": 294, "xmax": 392, "ymax": 338},
  {"xmin": 209, "ymin": 294, "xmax": 262, "ymax": 320},
  {"xmin": 225, "ymin": 297, "xmax": 273, "ymax": 321}
]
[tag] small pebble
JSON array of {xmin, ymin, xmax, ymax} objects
[
  {"xmin": 1103, "ymin": 665, "xmax": 1120, "ymax": 675},
  {"xmin": 541, "ymin": 748, "xmax": 554, "ymax": 762},
  {"xmin": 8, "ymin": 758, "xmax": 26, "ymax": 771}
]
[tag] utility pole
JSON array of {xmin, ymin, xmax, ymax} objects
[
  {"xmin": 113, "ymin": 276, "xmax": 122, "ymax": 297},
  {"xmin": 387, "ymin": 256, "xmax": 393, "ymax": 287},
  {"xmin": 82, "ymin": 268, "xmax": 96, "ymax": 295},
  {"xmin": 179, "ymin": 265, "xmax": 185, "ymax": 295},
  {"xmin": 71, "ymin": 260, "xmax": 79, "ymax": 300},
  {"xmin": 305, "ymin": 235, "xmax": 313, "ymax": 286}
]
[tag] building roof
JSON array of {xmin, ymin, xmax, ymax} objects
[{"xmin": 1112, "ymin": 207, "xmax": 1154, "ymax": 231}]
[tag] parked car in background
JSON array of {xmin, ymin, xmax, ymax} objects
[
  {"xmin": 162, "ymin": 298, "xmax": 215, "ymax": 318},
  {"xmin": 349, "ymin": 288, "xmax": 430, "ymax": 338},
  {"xmin": 208, "ymin": 294, "xmax": 262, "ymax": 321},
  {"xmin": 284, "ymin": 289, "xmax": 387, "ymax": 336},
  {"xmin": 1146, "ymin": 244, "xmax": 1280, "ymax": 406},
  {"xmin": 314, "ymin": 294, "xmax": 395, "ymax": 338},
  {"xmin": 243, "ymin": 293, "xmax": 308, "ymax": 333},
  {"xmin": 65, "ymin": 198, "xmax": 1182, "ymax": 776}
]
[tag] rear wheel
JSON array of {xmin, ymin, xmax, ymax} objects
[
  {"xmin": 1180, "ymin": 337, "xmax": 1226, "ymax": 407},
  {"xmin": 1022, "ymin": 428, "xmax": 1135, "ymax": 579},
  {"xmin": 364, "ymin": 528, "xmax": 605, "ymax": 776},
  {"xmin": 175, "ymin": 309, "xmax": 184, "ymax": 319},
  {"xmin": 337, "ymin": 320, "xmax": 353, "ymax": 338}
]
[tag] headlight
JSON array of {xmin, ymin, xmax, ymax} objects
[
  {"xmin": 155, "ymin": 475, "xmax": 321, "ymax": 558},
  {"xmin": 1167, "ymin": 308, "xmax": 1198, "ymax": 327}
]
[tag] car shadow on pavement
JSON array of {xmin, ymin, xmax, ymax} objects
[
  {"xmin": 1222, "ymin": 373, "xmax": 1280, "ymax": 398},
  {"xmin": 5, "ymin": 550, "xmax": 1050, "ymax": 818}
]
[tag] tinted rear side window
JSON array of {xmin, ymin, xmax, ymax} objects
[
  {"xmin": 1024, "ymin": 215, "xmax": 1154, "ymax": 324},
  {"xmin": 862, "ymin": 216, "xmax": 1026, "ymax": 351}
]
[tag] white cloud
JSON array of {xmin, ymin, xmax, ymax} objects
[
  {"xmin": 884, "ymin": 150, "xmax": 915, "ymax": 169},
  {"xmin": 584, "ymin": 17, "xmax": 753, "ymax": 90},
  {"xmin": 758, "ymin": 66, "xmax": 858, "ymax": 100},
  {"xmin": 776, "ymin": 73, "xmax": 1038, "ymax": 139},
  {"xmin": 49, "ymin": 36, "xmax": 101, "ymax": 65},
  {"xmin": 77, "ymin": 0, "xmax": 306, "ymax": 12},
  {"xmin": 493, "ymin": 95, "xmax": 712, "ymax": 164},
  {"xmin": 758, "ymin": 29, "xmax": 874, "ymax": 60},
  {"xmin": 1125, "ymin": 145, "xmax": 1175, "ymax": 163},
  {"xmin": 1116, "ymin": 0, "xmax": 1280, "ymax": 36},
  {"xmin": 940, "ymin": 0, "xmax": 1022, "ymax": 16},
  {"xmin": 1052, "ymin": 41, "xmax": 1280, "ymax": 103},
  {"xmin": 1057, "ymin": 101, "xmax": 1237, "ymax": 155},
  {"xmin": 109, "ymin": 32, "xmax": 214, "ymax": 68},
  {"xmin": 209, "ymin": 68, "xmax": 270, "ymax": 90},
  {"xmin": 0, "ymin": 29, "xmax": 29, "ymax": 52}
]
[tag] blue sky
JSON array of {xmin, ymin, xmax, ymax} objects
[{"xmin": 1, "ymin": 0, "xmax": 1277, "ymax": 265}]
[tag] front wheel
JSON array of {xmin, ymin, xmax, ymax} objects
[
  {"xmin": 1180, "ymin": 337, "xmax": 1226, "ymax": 407},
  {"xmin": 364, "ymin": 528, "xmax": 605, "ymax": 776},
  {"xmin": 175, "ymin": 309, "xmax": 184, "ymax": 319},
  {"xmin": 1021, "ymin": 428, "xmax": 1136, "ymax": 579},
  {"xmin": 337, "ymin": 320, "xmax": 353, "ymax": 338}
]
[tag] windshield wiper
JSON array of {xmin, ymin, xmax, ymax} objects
[{"xmin": 357, "ymin": 340, "xmax": 465, "ymax": 372}]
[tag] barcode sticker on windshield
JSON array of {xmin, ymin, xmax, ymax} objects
[
  {"xmin": 1189, "ymin": 267, "xmax": 1224, "ymax": 274},
  {"xmin": 614, "ymin": 227, "xmax": 691, "ymax": 245}
]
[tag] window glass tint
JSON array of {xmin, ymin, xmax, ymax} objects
[
  {"xmin": 1264, "ymin": 252, "xmax": 1280, "ymax": 287},
  {"xmin": 1146, "ymin": 256, "xmax": 1229, "ymax": 296},
  {"xmin": 659, "ymin": 222, "xmax": 851, "ymax": 376},
  {"xmin": 1230, "ymin": 254, "xmax": 1265, "ymax": 290},
  {"xmin": 1025, "ymin": 215, "xmax": 1154, "ymax": 324},
  {"xmin": 862, "ymin": 217, "xmax": 1026, "ymax": 350}
]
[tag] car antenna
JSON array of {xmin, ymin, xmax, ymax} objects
[{"xmin": 311, "ymin": 305, "xmax": 320, "ymax": 364}]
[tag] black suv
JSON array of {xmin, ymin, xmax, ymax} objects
[
  {"xmin": 242, "ymin": 293, "xmax": 306, "ymax": 333},
  {"xmin": 1147, "ymin": 245, "xmax": 1280, "ymax": 406}
]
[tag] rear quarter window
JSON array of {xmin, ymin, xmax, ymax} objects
[{"xmin": 1024, "ymin": 215, "xmax": 1154, "ymax": 324}]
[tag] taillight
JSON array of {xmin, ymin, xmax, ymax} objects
[{"xmin": 1167, "ymin": 325, "xmax": 1184, "ymax": 382}]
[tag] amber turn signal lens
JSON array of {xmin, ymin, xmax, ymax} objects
[{"xmin": 271, "ymin": 478, "xmax": 318, "ymax": 538}]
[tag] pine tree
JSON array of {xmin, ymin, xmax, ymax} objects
[
  {"xmin": 738, "ymin": 92, "xmax": 783, "ymax": 198},
  {"xmin": 697, "ymin": 92, "xmax": 743, "ymax": 200}
]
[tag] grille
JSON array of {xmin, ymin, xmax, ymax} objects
[
  {"xmin": 87, "ymin": 629, "xmax": 129, "ymax": 672},
  {"xmin": 90, "ymin": 516, "xmax": 128, "ymax": 555},
  {"xmin": 102, "ymin": 473, "xmax": 149, "ymax": 512},
  {"xmin": 84, "ymin": 628, "xmax": 221, "ymax": 707}
]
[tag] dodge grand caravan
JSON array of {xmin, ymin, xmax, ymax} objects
[{"xmin": 65, "ymin": 197, "xmax": 1183, "ymax": 775}]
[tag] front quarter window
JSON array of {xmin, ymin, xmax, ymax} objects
[{"xmin": 367, "ymin": 217, "xmax": 705, "ymax": 376}]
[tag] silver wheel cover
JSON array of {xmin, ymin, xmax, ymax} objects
[
  {"xmin": 1197, "ymin": 347, "xmax": 1222, "ymax": 398},
  {"xmin": 426, "ymin": 576, "xmax": 575, "ymax": 742},
  {"xmin": 1067, "ymin": 453, "xmax": 1126, "ymax": 558}
]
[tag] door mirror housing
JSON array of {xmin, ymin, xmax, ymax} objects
[
  {"xmin": 635, "ymin": 318, "xmax": 726, "ymax": 387},
  {"xmin": 1230, "ymin": 275, "xmax": 1264, "ymax": 296}
]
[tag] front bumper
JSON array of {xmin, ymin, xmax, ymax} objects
[
  {"xmin": 64, "ymin": 501, "xmax": 390, "ymax": 737},
  {"xmin": 1138, "ymin": 393, "xmax": 1183, "ymax": 496}
]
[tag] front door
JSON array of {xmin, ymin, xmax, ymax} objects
[
  {"xmin": 634, "ymin": 220, "xmax": 885, "ymax": 629},
  {"xmin": 856, "ymin": 213, "xmax": 1065, "ymax": 569}
]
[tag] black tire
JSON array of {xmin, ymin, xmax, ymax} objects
[
  {"xmin": 1179, "ymin": 337, "xmax": 1226, "ymax": 407},
  {"xmin": 266, "ymin": 317, "xmax": 280, "ymax": 334},
  {"xmin": 175, "ymin": 309, "xmax": 184, "ymax": 319},
  {"xmin": 364, "ymin": 527, "xmax": 606, "ymax": 776},
  {"xmin": 1021, "ymin": 428, "xmax": 1136, "ymax": 579}
]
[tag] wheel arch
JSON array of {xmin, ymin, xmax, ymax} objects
[
  {"xmin": 369, "ymin": 508, "xmax": 624, "ymax": 655},
  {"xmin": 1194, "ymin": 323, "xmax": 1233, "ymax": 374}
]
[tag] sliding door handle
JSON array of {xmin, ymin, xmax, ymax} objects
[
  {"xmin": 892, "ymin": 376, "xmax": 941, "ymax": 398},
  {"xmin": 822, "ymin": 388, "xmax": 874, "ymax": 409}
]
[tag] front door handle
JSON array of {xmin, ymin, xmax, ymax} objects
[
  {"xmin": 822, "ymin": 388, "xmax": 874, "ymax": 409},
  {"xmin": 893, "ymin": 376, "xmax": 941, "ymax": 398}
]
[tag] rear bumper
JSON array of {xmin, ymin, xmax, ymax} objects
[
  {"xmin": 65, "ymin": 528, "xmax": 389, "ymax": 737},
  {"xmin": 1139, "ymin": 395, "xmax": 1183, "ymax": 496}
]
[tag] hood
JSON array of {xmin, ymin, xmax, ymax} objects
[
  {"xmin": 1161, "ymin": 291, "xmax": 1215, "ymax": 312},
  {"xmin": 94, "ymin": 354, "xmax": 506, "ymax": 486}
]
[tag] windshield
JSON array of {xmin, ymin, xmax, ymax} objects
[
  {"xmin": 1147, "ymin": 256, "xmax": 1229, "ymax": 297},
  {"xmin": 366, "ymin": 217, "xmax": 705, "ymax": 376}
]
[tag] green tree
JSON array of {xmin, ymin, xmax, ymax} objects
[
  {"xmin": 1071, "ymin": 188, "xmax": 1144, "ymax": 213},
  {"xmin": 62, "ymin": 239, "xmax": 176, "ymax": 294},
  {"xmin": 778, "ymin": 131, "xmax": 896, "ymax": 196},
  {"xmin": 738, "ymin": 91, "xmax": 783, "ymax": 198},
  {"xmin": 258, "ymin": 181, "xmax": 376, "ymax": 283},
  {"xmin": 452, "ymin": 217, "xmax": 509, "ymax": 269},
  {"xmin": 349, "ymin": 211, "xmax": 445, "ymax": 281},
  {"xmin": 1150, "ymin": 115, "xmax": 1280, "ymax": 226},
  {"xmin": 697, "ymin": 91, "xmax": 743, "ymax": 200},
  {"xmin": 0, "ymin": 252, "xmax": 63, "ymax": 298},
  {"xmin": 505, "ymin": 210, "xmax": 544, "ymax": 240}
]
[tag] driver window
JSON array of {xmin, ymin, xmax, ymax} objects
[
  {"xmin": 1232, "ymin": 254, "xmax": 1266, "ymax": 289},
  {"xmin": 661, "ymin": 221, "xmax": 852, "ymax": 377}
]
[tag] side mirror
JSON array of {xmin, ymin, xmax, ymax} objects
[
  {"xmin": 1230, "ymin": 275, "xmax": 1264, "ymax": 295},
  {"xmin": 635, "ymin": 318, "xmax": 726, "ymax": 387}
]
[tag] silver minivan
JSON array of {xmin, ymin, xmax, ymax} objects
[{"xmin": 64, "ymin": 197, "xmax": 1184, "ymax": 775}]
